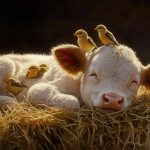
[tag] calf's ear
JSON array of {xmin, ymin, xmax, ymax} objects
[
  {"xmin": 52, "ymin": 44, "xmax": 87, "ymax": 76},
  {"xmin": 140, "ymin": 65, "xmax": 150, "ymax": 89}
]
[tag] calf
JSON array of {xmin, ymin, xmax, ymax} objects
[
  {"xmin": 51, "ymin": 44, "xmax": 150, "ymax": 110},
  {"xmin": 0, "ymin": 44, "xmax": 149, "ymax": 111}
]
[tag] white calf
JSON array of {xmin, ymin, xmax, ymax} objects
[{"xmin": 0, "ymin": 44, "xmax": 149, "ymax": 111}]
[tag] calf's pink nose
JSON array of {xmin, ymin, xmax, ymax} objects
[{"xmin": 101, "ymin": 92, "xmax": 124, "ymax": 110}]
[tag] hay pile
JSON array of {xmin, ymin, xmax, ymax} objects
[{"xmin": 0, "ymin": 89, "xmax": 150, "ymax": 150}]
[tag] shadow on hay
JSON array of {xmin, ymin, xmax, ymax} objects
[{"xmin": 0, "ymin": 88, "xmax": 150, "ymax": 150}]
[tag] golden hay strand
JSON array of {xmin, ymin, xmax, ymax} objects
[{"xmin": 0, "ymin": 89, "xmax": 150, "ymax": 150}]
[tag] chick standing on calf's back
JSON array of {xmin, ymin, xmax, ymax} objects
[
  {"xmin": 95, "ymin": 24, "xmax": 119, "ymax": 46},
  {"xmin": 74, "ymin": 29, "xmax": 97, "ymax": 53}
]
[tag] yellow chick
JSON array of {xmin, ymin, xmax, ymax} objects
[
  {"xmin": 74, "ymin": 29, "xmax": 97, "ymax": 53},
  {"xmin": 95, "ymin": 24, "xmax": 119, "ymax": 46},
  {"xmin": 26, "ymin": 65, "xmax": 40, "ymax": 79},
  {"xmin": 38, "ymin": 66, "xmax": 48, "ymax": 77},
  {"xmin": 39, "ymin": 64, "xmax": 49, "ymax": 69},
  {"xmin": 5, "ymin": 77, "xmax": 26, "ymax": 95},
  {"xmin": 26, "ymin": 64, "xmax": 48, "ymax": 79}
]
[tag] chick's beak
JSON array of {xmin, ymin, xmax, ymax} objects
[
  {"xmin": 26, "ymin": 71, "xmax": 30, "ymax": 78},
  {"xmin": 94, "ymin": 27, "xmax": 98, "ymax": 31},
  {"xmin": 73, "ymin": 32, "xmax": 77, "ymax": 36}
]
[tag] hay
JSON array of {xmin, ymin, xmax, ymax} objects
[{"xmin": 0, "ymin": 89, "xmax": 150, "ymax": 150}]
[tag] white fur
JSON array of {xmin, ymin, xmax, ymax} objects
[
  {"xmin": 0, "ymin": 45, "xmax": 146, "ymax": 109},
  {"xmin": 0, "ymin": 53, "xmax": 81, "ymax": 108}
]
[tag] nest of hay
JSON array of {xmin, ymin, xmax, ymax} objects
[{"xmin": 0, "ymin": 88, "xmax": 150, "ymax": 150}]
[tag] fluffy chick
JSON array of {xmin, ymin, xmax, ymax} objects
[
  {"xmin": 95, "ymin": 24, "xmax": 119, "ymax": 46},
  {"xmin": 74, "ymin": 29, "xmax": 97, "ymax": 53},
  {"xmin": 38, "ymin": 66, "xmax": 48, "ymax": 77},
  {"xmin": 26, "ymin": 65, "xmax": 40, "ymax": 79},
  {"xmin": 5, "ymin": 77, "xmax": 26, "ymax": 95},
  {"xmin": 26, "ymin": 64, "xmax": 48, "ymax": 79},
  {"xmin": 39, "ymin": 64, "xmax": 49, "ymax": 69}
]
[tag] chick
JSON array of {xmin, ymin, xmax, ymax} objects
[
  {"xmin": 95, "ymin": 24, "xmax": 119, "ymax": 46},
  {"xmin": 5, "ymin": 77, "xmax": 26, "ymax": 95},
  {"xmin": 38, "ymin": 67, "xmax": 48, "ymax": 78},
  {"xmin": 39, "ymin": 64, "xmax": 49, "ymax": 69},
  {"xmin": 74, "ymin": 29, "xmax": 97, "ymax": 53},
  {"xmin": 26, "ymin": 64, "xmax": 48, "ymax": 79},
  {"xmin": 26, "ymin": 65, "xmax": 40, "ymax": 79}
]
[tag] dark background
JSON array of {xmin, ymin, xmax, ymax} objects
[{"xmin": 0, "ymin": 0, "xmax": 150, "ymax": 64}]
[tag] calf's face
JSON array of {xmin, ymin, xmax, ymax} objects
[
  {"xmin": 53, "ymin": 44, "xmax": 150, "ymax": 111},
  {"xmin": 80, "ymin": 46, "xmax": 141, "ymax": 110}
]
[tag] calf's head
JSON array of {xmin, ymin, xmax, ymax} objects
[{"xmin": 53, "ymin": 44, "xmax": 150, "ymax": 111}]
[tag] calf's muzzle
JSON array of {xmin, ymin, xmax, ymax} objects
[{"xmin": 100, "ymin": 92, "xmax": 124, "ymax": 110}]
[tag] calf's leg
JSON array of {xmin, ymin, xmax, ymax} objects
[{"xmin": 27, "ymin": 83, "xmax": 80, "ymax": 108}]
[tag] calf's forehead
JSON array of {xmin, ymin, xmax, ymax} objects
[{"xmin": 87, "ymin": 45, "xmax": 141, "ymax": 80}]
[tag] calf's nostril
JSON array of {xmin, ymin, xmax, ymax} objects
[
  {"xmin": 104, "ymin": 97, "xmax": 109, "ymax": 103},
  {"xmin": 118, "ymin": 98, "xmax": 123, "ymax": 105},
  {"xmin": 118, "ymin": 100, "xmax": 123, "ymax": 105},
  {"xmin": 103, "ymin": 94, "xmax": 109, "ymax": 103}
]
